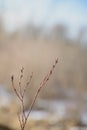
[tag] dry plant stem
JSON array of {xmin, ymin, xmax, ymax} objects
[
  {"xmin": 11, "ymin": 58, "xmax": 58, "ymax": 130},
  {"xmin": 11, "ymin": 70, "xmax": 33, "ymax": 130},
  {"xmin": 26, "ymin": 58, "xmax": 58, "ymax": 122}
]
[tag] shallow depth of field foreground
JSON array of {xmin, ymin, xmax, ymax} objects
[
  {"xmin": 0, "ymin": 1, "xmax": 87, "ymax": 129},
  {"xmin": 0, "ymin": 28, "xmax": 87, "ymax": 130}
]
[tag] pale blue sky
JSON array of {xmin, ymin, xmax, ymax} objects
[{"xmin": 0, "ymin": 0, "xmax": 87, "ymax": 37}]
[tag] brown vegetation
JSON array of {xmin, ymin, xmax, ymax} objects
[
  {"xmin": 0, "ymin": 30, "xmax": 87, "ymax": 96},
  {"xmin": 11, "ymin": 58, "xmax": 58, "ymax": 130},
  {"xmin": 0, "ymin": 24, "xmax": 87, "ymax": 130}
]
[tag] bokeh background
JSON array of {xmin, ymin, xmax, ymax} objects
[{"xmin": 0, "ymin": 0, "xmax": 87, "ymax": 130}]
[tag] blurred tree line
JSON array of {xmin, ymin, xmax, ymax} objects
[
  {"xmin": 0, "ymin": 16, "xmax": 87, "ymax": 99},
  {"xmin": 0, "ymin": 15, "xmax": 87, "ymax": 44}
]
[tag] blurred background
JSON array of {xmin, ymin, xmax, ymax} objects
[{"xmin": 0, "ymin": 0, "xmax": 87, "ymax": 130}]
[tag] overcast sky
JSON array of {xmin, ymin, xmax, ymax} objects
[{"xmin": 0, "ymin": 0, "xmax": 87, "ymax": 37}]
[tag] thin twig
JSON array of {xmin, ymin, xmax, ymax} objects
[
  {"xmin": 11, "ymin": 58, "xmax": 58, "ymax": 130},
  {"xmin": 11, "ymin": 75, "xmax": 22, "ymax": 101},
  {"xmin": 25, "ymin": 58, "xmax": 58, "ymax": 125}
]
